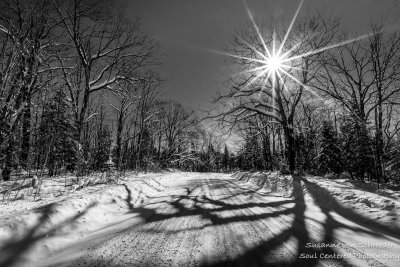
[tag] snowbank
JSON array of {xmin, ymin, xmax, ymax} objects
[
  {"xmin": 0, "ymin": 172, "xmax": 171, "ymax": 266},
  {"xmin": 232, "ymin": 171, "xmax": 400, "ymax": 231},
  {"xmin": 233, "ymin": 171, "xmax": 293, "ymax": 197}
]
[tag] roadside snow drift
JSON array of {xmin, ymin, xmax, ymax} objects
[
  {"xmin": 233, "ymin": 171, "xmax": 400, "ymax": 232},
  {"xmin": 0, "ymin": 172, "xmax": 172, "ymax": 267},
  {"xmin": 1, "ymin": 171, "xmax": 399, "ymax": 267},
  {"xmin": 233, "ymin": 171, "xmax": 293, "ymax": 197}
]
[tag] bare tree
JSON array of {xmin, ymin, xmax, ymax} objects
[
  {"xmin": 315, "ymin": 24, "xmax": 400, "ymax": 181},
  {"xmin": 52, "ymin": 0, "xmax": 159, "ymax": 142},
  {"xmin": 105, "ymin": 81, "xmax": 139, "ymax": 170},
  {"xmin": 157, "ymin": 100, "xmax": 199, "ymax": 167},
  {"xmin": 369, "ymin": 26, "xmax": 400, "ymax": 182},
  {"xmin": 0, "ymin": 0, "xmax": 56, "ymax": 180},
  {"xmin": 214, "ymin": 14, "xmax": 338, "ymax": 172}
]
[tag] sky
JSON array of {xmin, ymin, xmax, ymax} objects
[{"xmin": 127, "ymin": 0, "xmax": 399, "ymax": 111}]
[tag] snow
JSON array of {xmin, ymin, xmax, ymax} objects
[
  {"xmin": 0, "ymin": 171, "xmax": 173, "ymax": 266},
  {"xmin": 233, "ymin": 171, "xmax": 400, "ymax": 232},
  {"xmin": 233, "ymin": 171, "xmax": 294, "ymax": 197},
  {"xmin": 0, "ymin": 171, "xmax": 399, "ymax": 266},
  {"xmin": 231, "ymin": 172, "xmax": 400, "ymax": 266}
]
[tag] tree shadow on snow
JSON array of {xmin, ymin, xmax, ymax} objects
[
  {"xmin": 0, "ymin": 202, "xmax": 96, "ymax": 267},
  {"xmin": 76, "ymin": 175, "xmax": 400, "ymax": 267}
]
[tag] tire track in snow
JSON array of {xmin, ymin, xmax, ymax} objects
[{"xmin": 52, "ymin": 173, "xmax": 397, "ymax": 267}]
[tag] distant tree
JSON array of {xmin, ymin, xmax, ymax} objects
[
  {"xmin": 93, "ymin": 126, "xmax": 112, "ymax": 170},
  {"xmin": 340, "ymin": 115, "xmax": 374, "ymax": 181},
  {"xmin": 138, "ymin": 127, "xmax": 155, "ymax": 170},
  {"xmin": 317, "ymin": 120, "xmax": 342, "ymax": 175},
  {"xmin": 222, "ymin": 144, "xmax": 230, "ymax": 172},
  {"xmin": 240, "ymin": 133, "xmax": 264, "ymax": 171},
  {"xmin": 207, "ymin": 142, "xmax": 216, "ymax": 172}
]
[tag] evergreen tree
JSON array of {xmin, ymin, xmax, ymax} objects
[
  {"xmin": 214, "ymin": 150, "xmax": 223, "ymax": 172},
  {"xmin": 340, "ymin": 115, "xmax": 374, "ymax": 180},
  {"xmin": 241, "ymin": 133, "xmax": 264, "ymax": 171},
  {"xmin": 222, "ymin": 144, "xmax": 230, "ymax": 172},
  {"xmin": 139, "ymin": 127, "xmax": 154, "ymax": 170},
  {"xmin": 93, "ymin": 126, "xmax": 112, "ymax": 170},
  {"xmin": 37, "ymin": 90, "xmax": 77, "ymax": 176},
  {"xmin": 317, "ymin": 120, "xmax": 342, "ymax": 175},
  {"xmin": 207, "ymin": 142, "xmax": 216, "ymax": 171}
]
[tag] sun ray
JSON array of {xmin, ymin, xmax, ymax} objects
[
  {"xmin": 262, "ymin": 70, "xmax": 272, "ymax": 90},
  {"xmin": 280, "ymin": 32, "xmax": 319, "ymax": 59},
  {"xmin": 271, "ymin": 72, "xmax": 277, "ymax": 112},
  {"xmin": 242, "ymin": 0, "xmax": 272, "ymax": 58},
  {"xmin": 207, "ymin": 48, "xmax": 268, "ymax": 64},
  {"xmin": 277, "ymin": 0, "xmax": 304, "ymax": 56},
  {"xmin": 238, "ymin": 68, "xmax": 270, "ymax": 94},
  {"xmin": 206, "ymin": 0, "xmax": 390, "ymax": 114},
  {"xmin": 258, "ymin": 69, "xmax": 272, "ymax": 99},
  {"xmin": 234, "ymin": 64, "xmax": 269, "ymax": 76},
  {"xmin": 282, "ymin": 32, "xmax": 377, "ymax": 63},
  {"xmin": 280, "ymin": 63, "xmax": 300, "ymax": 70},
  {"xmin": 238, "ymin": 36, "xmax": 269, "ymax": 60},
  {"xmin": 279, "ymin": 68, "xmax": 322, "ymax": 99},
  {"xmin": 272, "ymin": 29, "xmax": 277, "ymax": 57},
  {"xmin": 276, "ymin": 71, "xmax": 291, "ymax": 93}
]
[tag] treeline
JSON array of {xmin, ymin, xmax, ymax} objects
[
  {"xmin": 216, "ymin": 12, "xmax": 400, "ymax": 184},
  {"xmin": 0, "ymin": 0, "xmax": 231, "ymax": 181},
  {"xmin": 233, "ymin": 110, "xmax": 400, "ymax": 185}
]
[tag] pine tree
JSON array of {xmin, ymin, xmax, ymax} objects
[
  {"xmin": 139, "ymin": 127, "xmax": 154, "ymax": 170},
  {"xmin": 207, "ymin": 142, "xmax": 216, "ymax": 171},
  {"xmin": 222, "ymin": 144, "xmax": 230, "ymax": 172},
  {"xmin": 37, "ymin": 90, "xmax": 77, "ymax": 176},
  {"xmin": 340, "ymin": 115, "xmax": 374, "ymax": 180},
  {"xmin": 241, "ymin": 133, "xmax": 264, "ymax": 171},
  {"xmin": 93, "ymin": 126, "xmax": 112, "ymax": 170},
  {"xmin": 317, "ymin": 120, "xmax": 342, "ymax": 175}
]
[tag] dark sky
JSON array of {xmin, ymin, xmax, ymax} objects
[{"xmin": 127, "ymin": 0, "xmax": 398, "ymax": 110}]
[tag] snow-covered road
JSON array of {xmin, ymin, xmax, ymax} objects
[{"xmin": 23, "ymin": 173, "xmax": 400, "ymax": 266}]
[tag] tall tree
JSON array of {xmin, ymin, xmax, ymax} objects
[
  {"xmin": 37, "ymin": 90, "xmax": 77, "ymax": 176},
  {"xmin": 214, "ymin": 14, "xmax": 338, "ymax": 173},
  {"xmin": 53, "ymin": 0, "xmax": 159, "ymax": 143},
  {"xmin": 340, "ymin": 115, "xmax": 374, "ymax": 181},
  {"xmin": 0, "ymin": 0, "xmax": 56, "ymax": 180},
  {"xmin": 317, "ymin": 120, "xmax": 342, "ymax": 175},
  {"xmin": 316, "ymin": 24, "xmax": 400, "ymax": 182}
]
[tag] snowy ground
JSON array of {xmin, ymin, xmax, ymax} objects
[
  {"xmin": 0, "ymin": 171, "xmax": 399, "ymax": 266},
  {"xmin": 0, "ymin": 171, "xmax": 174, "ymax": 266},
  {"xmin": 234, "ymin": 172, "xmax": 400, "ymax": 232}
]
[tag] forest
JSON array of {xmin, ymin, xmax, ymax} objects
[{"xmin": 1, "ymin": 0, "xmax": 400, "ymax": 187}]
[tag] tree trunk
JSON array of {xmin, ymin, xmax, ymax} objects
[
  {"xmin": 262, "ymin": 131, "xmax": 272, "ymax": 170},
  {"xmin": 20, "ymin": 94, "xmax": 32, "ymax": 169},
  {"xmin": 284, "ymin": 125, "xmax": 296, "ymax": 173},
  {"xmin": 116, "ymin": 111, "xmax": 124, "ymax": 170},
  {"xmin": 2, "ymin": 141, "xmax": 13, "ymax": 181},
  {"xmin": 374, "ymin": 91, "xmax": 384, "ymax": 184},
  {"xmin": 2, "ymin": 120, "xmax": 19, "ymax": 181}
]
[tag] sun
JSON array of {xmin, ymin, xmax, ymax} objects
[
  {"xmin": 266, "ymin": 54, "xmax": 285, "ymax": 73},
  {"xmin": 206, "ymin": 0, "xmax": 376, "ymax": 99}
]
